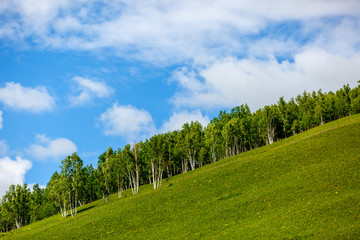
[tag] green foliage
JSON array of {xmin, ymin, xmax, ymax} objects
[
  {"xmin": 60, "ymin": 153, "xmax": 84, "ymax": 217},
  {"xmin": 3, "ymin": 115, "xmax": 360, "ymax": 239},
  {"xmin": 0, "ymin": 183, "xmax": 57, "ymax": 232},
  {"xmin": 1, "ymin": 184, "xmax": 31, "ymax": 229},
  {"xmin": 2, "ymin": 83, "xmax": 360, "ymax": 234}
]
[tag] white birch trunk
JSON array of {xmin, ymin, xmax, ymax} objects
[
  {"xmin": 188, "ymin": 151, "xmax": 196, "ymax": 170},
  {"xmin": 135, "ymin": 164, "xmax": 139, "ymax": 194},
  {"xmin": 151, "ymin": 161, "xmax": 156, "ymax": 189},
  {"xmin": 181, "ymin": 158, "xmax": 188, "ymax": 173},
  {"xmin": 151, "ymin": 160, "xmax": 164, "ymax": 189},
  {"xmin": 15, "ymin": 218, "xmax": 22, "ymax": 229},
  {"xmin": 211, "ymin": 145, "xmax": 217, "ymax": 163},
  {"xmin": 267, "ymin": 124, "xmax": 275, "ymax": 145},
  {"xmin": 128, "ymin": 171, "xmax": 136, "ymax": 195}
]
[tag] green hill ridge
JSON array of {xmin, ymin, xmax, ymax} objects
[{"xmin": 3, "ymin": 114, "xmax": 360, "ymax": 239}]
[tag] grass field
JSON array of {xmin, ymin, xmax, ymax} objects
[{"xmin": 2, "ymin": 114, "xmax": 360, "ymax": 239}]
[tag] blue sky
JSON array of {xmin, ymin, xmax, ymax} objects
[{"xmin": 0, "ymin": 0, "xmax": 360, "ymax": 196}]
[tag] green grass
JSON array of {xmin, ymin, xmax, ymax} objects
[{"xmin": 3, "ymin": 114, "xmax": 360, "ymax": 239}]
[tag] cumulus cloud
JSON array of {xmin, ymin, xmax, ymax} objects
[
  {"xmin": 28, "ymin": 134, "xmax": 77, "ymax": 160},
  {"xmin": 0, "ymin": 156, "xmax": 32, "ymax": 197},
  {"xmin": 69, "ymin": 76, "xmax": 114, "ymax": 106},
  {"xmin": 0, "ymin": 1, "xmax": 359, "ymax": 63},
  {"xmin": 170, "ymin": 49, "xmax": 360, "ymax": 111},
  {"xmin": 0, "ymin": 1, "xmax": 359, "ymax": 114},
  {"xmin": 160, "ymin": 110, "xmax": 210, "ymax": 133},
  {"xmin": 0, "ymin": 140, "xmax": 9, "ymax": 156},
  {"xmin": 99, "ymin": 103, "xmax": 155, "ymax": 142},
  {"xmin": 0, "ymin": 82, "xmax": 55, "ymax": 112},
  {"xmin": 0, "ymin": 110, "xmax": 2, "ymax": 129},
  {"xmin": 100, "ymin": 105, "xmax": 209, "ymax": 140}
]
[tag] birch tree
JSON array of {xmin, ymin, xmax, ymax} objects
[
  {"xmin": 47, "ymin": 171, "xmax": 67, "ymax": 217},
  {"xmin": 83, "ymin": 164, "xmax": 97, "ymax": 203},
  {"xmin": 97, "ymin": 148, "xmax": 114, "ymax": 202},
  {"xmin": 2, "ymin": 184, "xmax": 31, "ymax": 229},
  {"xmin": 123, "ymin": 144, "xmax": 139, "ymax": 194},
  {"xmin": 30, "ymin": 184, "xmax": 44, "ymax": 222},
  {"xmin": 111, "ymin": 149, "xmax": 126, "ymax": 198},
  {"xmin": 183, "ymin": 121, "xmax": 204, "ymax": 170},
  {"xmin": 146, "ymin": 135, "xmax": 165, "ymax": 189},
  {"xmin": 0, "ymin": 201, "xmax": 13, "ymax": 232},
  {"xmin": 175, "ymin": 128, "xmax": 188, "ymax": 173},
  {"xmin": 60, "ymin": 153, "xmax": 84, "ymax": 217}
]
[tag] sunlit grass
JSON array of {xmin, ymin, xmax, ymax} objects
[{"xmin": 3, "ymin": 114, "xmax": 360, "ymax": 239}]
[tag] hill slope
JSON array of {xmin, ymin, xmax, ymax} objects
[{"xmin": 3, "ymin": 114, "xmax": 360, "ymax": 239}]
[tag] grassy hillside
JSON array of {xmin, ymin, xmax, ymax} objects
[{"xmin": 3, "ymin": 114, "xmax": 360, "ymax": 239}]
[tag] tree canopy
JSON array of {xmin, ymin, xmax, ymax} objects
[{"xmin": 1, "ymin": 83, "xmax": 360, "ymax": 232}]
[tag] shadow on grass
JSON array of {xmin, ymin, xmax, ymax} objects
[{"xmin": 77, "ymin": 205, "xmax": 96, "ymax": 214}]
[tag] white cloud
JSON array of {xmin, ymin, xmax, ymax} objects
[
  {"xmin": 0, "ymin": 82, "xmax": 55, "ymax": 112},
  {"xmin": 99, "ymin": 103, "xmax": 155, "ymax": 142},
  {"xmin": 0, "ymin": 110, "xmax": 2, "ymax": 129},
  {"xmin": 0, "ymin": 1, "xmax": 359, "ymax": 116},
  {"xmin": 160, "ymin": 110, "xmax": 209, "ymax": 133},
  {"xmin": 170, "ymin": 49, "xmax": 360, "ymax": 111},
  {"xmin": 0, "ymin": 140, "xmax": 9, "ymax": 156},
  {"xmin": 0, "ymin": 156, "xmax": 32, "ymax": 197},
  {"xmin": 69, "ymin": 76, "xmax": 114, "ymax": 106},
  {"xmin": 27, "ymin": 183, "xmax": 46, "ymax": 191},
  {"xmin": 0, "ymin": 1, "xmax": 359, "ymax": 63},
  {"xmin": 0, "ymin": 0, "xmax": 72, "ymax": 38},
  {"xmin": 28, "ymin": 134, "xmax": 77, "ymax": 160}
]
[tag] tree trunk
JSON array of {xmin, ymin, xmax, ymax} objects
[
  {"xmin": 128, "ymin": 171, "xmax": 136, "ymax": 194},
  {"xmin": 117, "ymin": 175, "xmax": 123, "ymax": 198},
  {"xmin": 135, "ymin": 164, "xmax": 139, "ymax": 194},
  {"xmin": 166, "ymin": 165, "xmax": 172, "ymax": 178},
  {"xmin": 211, "ymin": 145, "xmax": 216, "ymax": 163},
  {"xmin": 267, "ymin": 125, "xmax": 275, "ymax": 145},
  {"xmin": 151, "ymin": 161, "xmax": 156, "ymax": 189},
  {"xmin": 118, "ymin": 186, "xmax": 123, "ymax": 198},
  {"xmin": 188, "ymin": 151, "xmax": 196, "ymax": 170},
  {"xmin": 15, "ymin": 217, "xmax": 22, "ymax": 229},
  {"xmin": 181, "ymin": 158, "xmax": 188, "ymax": 173}
]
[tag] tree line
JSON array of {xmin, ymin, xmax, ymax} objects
[{"xmin": 1, "ymin": 83, "xmax": 360, "ymax": 232}]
